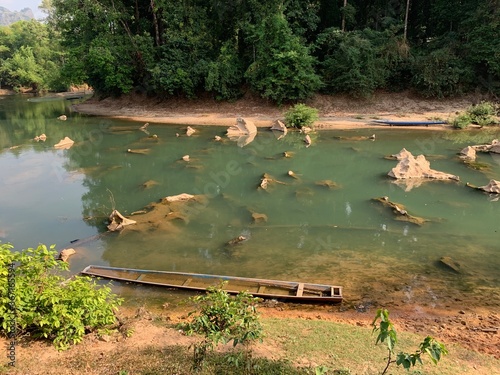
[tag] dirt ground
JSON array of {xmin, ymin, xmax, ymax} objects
[
  {"xmin": 72, "ymin": 90, "xmax": 487, "ymax": 129},
  {"xmin": 3, "ymin": 91, "xmax": 498, "ymax": 373}
]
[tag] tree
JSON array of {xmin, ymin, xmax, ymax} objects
[{"xmin": 245, "ymin": 12, "xmax": 322, "ymax": 104}]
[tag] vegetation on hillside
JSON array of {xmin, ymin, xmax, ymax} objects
[{"xmin": 1, "ymin": 0, "xmax": 499, "ymax": 101}]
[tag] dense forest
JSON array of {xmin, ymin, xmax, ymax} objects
[{"xmin": 1, "ymin": 0, "xmax": 499, "ymax": 103}]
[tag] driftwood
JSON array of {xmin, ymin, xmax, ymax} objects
[{"xmin": 373, "ymin": 196, "xmax": 428, "ymax": 226}]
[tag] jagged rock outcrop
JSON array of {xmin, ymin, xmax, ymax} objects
[
  {"xmin": 270, "ymin": 120, "xmax": 288, "ymax": 134},
  {"xmin": 466, "ymin": 179, "xmax": 500, "ymax": 194},
  {"xmin": 0, "ymin": 7, "xmax": 34, "ymax": 26},
  {"xmin": 469, "ymin": 139, "xmax": 500, "ymax": 154},
  {"xmin": 459, "ymin": 146, "xmax": 477, "ymax": 161},
  {"xmin": 227, "ymin": 118, "xmax": 257, "ymax": 147},
  {"xmin": 388, "ymin": 149, "xmax": 460, "ymax": 182}
]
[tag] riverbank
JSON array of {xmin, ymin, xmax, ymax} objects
[{"xmin": 72, "ymin": 91, "xmax": 480, "ymax": 130}]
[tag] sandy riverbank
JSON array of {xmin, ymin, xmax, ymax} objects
[{"xmin": 72, "ymin": 91, "xmax": 479, "ymax": 130}]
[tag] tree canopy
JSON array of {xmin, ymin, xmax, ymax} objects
[{"xmin": 2, "ymin": 0, "xmax": 499, "ymax": 100}]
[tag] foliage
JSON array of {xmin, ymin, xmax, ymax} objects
[
  {"xmin": 466, "ymin": 102, "xmax": 498, "ymax": 126},
  {"xmin": 205, "ymin": 39, "xmax": 244, "ymax": 101},
  {"xmin": 0, "ymin": 243, "xmax": 122, "ymax": 350},
  {"xmin": 315, "ymin": 28, "xmax": 386, "ymax": 98},
  {"xmin": 451, "ymin": 113, "xmax": 472, "ymax": 129},
  {"xmin": 284, "ymin": 103, "xmax": 319, "ymax": 128},
  {"xmin": 411, "ymin": 46, "xmax": 473, "ymax": 98},
  {"xmin": 0, "ymin": 20, "xmax": 64, "ymax": 92},
  {"xmin": 245, "ymin": 12, "xmax": 322, "ymax": 104},
  {"xmin": 372, "ymin": 309, "xmax": 448, "ymax": 375},
  {"xmin": 178, "ymin": 282, "xmax": 263, "ymax": 370}
]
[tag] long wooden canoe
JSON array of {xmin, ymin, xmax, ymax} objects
[
  {"xmin": 372, "ymin": 119, "xmax": 447, "ymax": 126},
  {"xmin": 81, "ymin": 265, "xmax": 343, "ymax": 303}
]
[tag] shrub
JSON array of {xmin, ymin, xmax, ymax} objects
[
  {"xmin": 452, "ymin": 113, "xmax": 472, "ymax": 129},
  {"xmin": 0, "ymin": 243, "xmax": 122, "ymax": 350},
  {"xmin": 178, "ymin": 282, "xmax": 263, "ymax": 370},
  {"xmin": 467, "ymin": 101, "xmax": 497, "ymax": 126},
  {"xmin": 284, "ymin": 103, "xmax": 319, "ymax": 129}
]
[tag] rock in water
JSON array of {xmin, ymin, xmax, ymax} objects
[{"xmin": 439, "ymin": 256, "xmax": 461, "ymax": 273}]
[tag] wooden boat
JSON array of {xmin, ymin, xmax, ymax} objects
[
  {"xmin": 372, "ymin": 119, "xmax": 447, "ymax": 126},
  {"xmin": 81, "ymin": 265, "xmax": 343, "ymax": 303}
]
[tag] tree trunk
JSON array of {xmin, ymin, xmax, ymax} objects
[
  {"xmin": 151, "ymin": 0, "xmax": 160, "ymax": 47},
  {"xmin": 403, "ymin": 0, "xmax": 410, "ymax": 42},
  {"xmin": 341, "ymin": 0, "xmax": 347, "ymax": 32}
]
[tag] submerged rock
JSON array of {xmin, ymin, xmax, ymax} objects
[
  {"xmin": 127, "ymin": 148, "xmax": 150, "ymax": 155},
  {"xmin": 304, "ymin": 134, "xmax": 312, "ymax": 147},
  {"xmin": 107, "ymin": 210, "xmax": 137, "ymax": 231},
  {"xmin": 251, "ymin": 212, "xmax": 268, "ymax": 224},
  {"xmin": 373, "ymin": 196, "xmax": 429, "ymax": 226},
  {"xmin": 315, "ymin": 180, "xmax": 340, "ymax": 189},
  {"xmin": 439, "ymin": 256, "xmax": 461, "ymax": 273}
]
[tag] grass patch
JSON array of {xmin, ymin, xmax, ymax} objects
[{"xmin": 262, "ymin": 318, "xmax": 499, "ymax": 375}]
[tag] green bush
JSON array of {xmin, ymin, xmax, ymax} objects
[
  {"xmin": 284, "ymin": 103, "xmax": 319, "ymax": 129},
  {"xmin": 452, "ymin": 113, "xmax": 472, "ymax": 129},
  {"xmin": 467, "ymin": 102, "xmax": 497, "ymax": 126},
  {"xmin": 0, "ymin": 243, "xmax": 122, "ymax": 350},
  {"xmin": 178, "ymin": 282, "xmax": 263, "ymax": 370}
]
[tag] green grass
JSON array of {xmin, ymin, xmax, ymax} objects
[{"xmin": 262, "ymin": 318, "xmax": 499, "ymax": 375}]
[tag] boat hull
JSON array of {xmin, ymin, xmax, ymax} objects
[{"xmin": 81, "ymin": 265, "xmax": 343, "ymax": 303}]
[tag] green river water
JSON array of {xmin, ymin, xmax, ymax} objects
[{"xmin": 0, "ymin": 94, "xmax": 499, "ymax": 310}]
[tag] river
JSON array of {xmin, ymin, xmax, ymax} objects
[{"xmin": 1, "ymin": 94, "xmax": 499, "ymax": 311}]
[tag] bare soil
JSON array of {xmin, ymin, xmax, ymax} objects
[{"xmin": 72, "ymin": 90, "xmax": 487, "ymax": 129}]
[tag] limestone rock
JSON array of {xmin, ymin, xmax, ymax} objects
[
  {"xmin": 164, "ymin": 193, "xmax": 195, "ymax": 202},
  {"xmin": 479, "ymin": 179, "xmax": 500, "ymax": 193},
  {"xmin": 304, "ymin": 135, "xmax": 312, "ymax": 147},
  {"xmin": 459, "ymin": 146, "xmax": 476, "ymax": 161},
  {"xmin": 470, "ymin": 139, "xmax": 500, "ymax": 153},
  {"xmin": 58, "ymin": 248, "xmax": 76, "ymax": 262},
  {"xmin": 107, "ymin": 210, "xmax": 137, "ymax": 231},
  {"xmin": 373, "ymin": 196, "xmax": 428, "ymax": 226},
  {"xmin": 54, "ymin": 136, "xmax": 74, "ymax": 150},
  {"xmin": 57, "ymin": 115, "xmax": 67, "ymax": 121},
  {"xmin": 227, "ymin": 117, "xmax": 257, "ymax": 137},
  {"xmin": 182, "ymin": 155, "xmax": 190, "ymax": 162},
  {"xmin": 34, "ymin": 134, "xmax": 47, "ymax": 142},
  {"xmin": 251, "ymin": 212, "xmax": 268, "ymax": 224},
  {"xmin": 270, "ymin": 120, "xmax": 288, "ymax": 134},
  {"xmin": 467, "ymin": 179, "xmax": 500, "ymax": 194},
  {"xmin": 388, "ymin": 149, "xmax": 459, "ymax": 182},
  {"xmin": 439, "ymin": 256, "xmax": 461, "ymax": 273},
  {"xmin": 186, "ymin": 126, "xmax": 196, "ymax": 136}
]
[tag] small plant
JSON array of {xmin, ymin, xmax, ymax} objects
[
  {"xmin": 0, "ymin": 243, "xmax": 122, "ymax": 350},
  {"xmin": 284, "ymin": 103, "xmax": 319, "ymax": 129},
  {"xmin": 178, "ymin": 282, "xmax": 263, "ymax": 371},
  {"xmin": 372, "ymin": 309, "xmax": 448, "ymax": 375},
  {"xmin": 467, "ymin": 101, "xmax": 497, "ymax": 126},
  {"xmin": 451, "ymin": 113, "xmax": 472, "ymax": 129}
]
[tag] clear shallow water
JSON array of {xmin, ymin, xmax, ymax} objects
[{"xmin": 1, "ymin": 95, "xmax": 499, "ymax": 309}]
